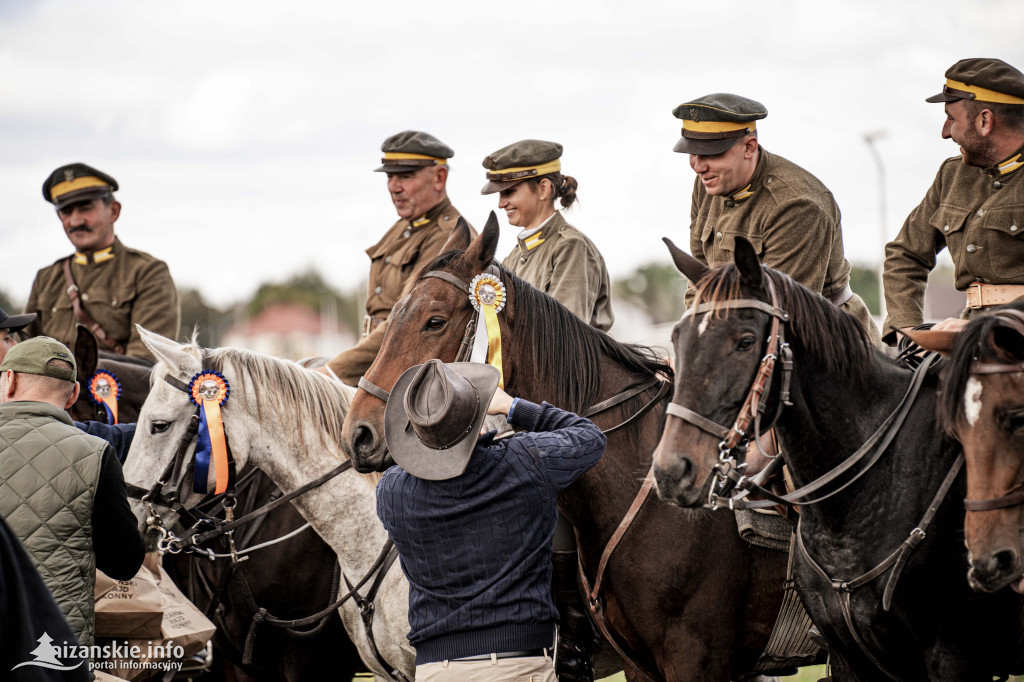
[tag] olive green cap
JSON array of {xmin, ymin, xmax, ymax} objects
[
  {"xmin": 672, "ymin": 94, "xmax": 767, "ymax": 155},
  {"xmin": 480, "ymin": 139, "xmax": 563, "ymax": 194},
  {"xmin": 926, "ymin": 58, "xmax": 1024, "ymax": 105},
  {"xmin": 375, "ymin": 131, "xmax": 454, "ymax": 173},
  {"xmin": 0, "ymin": 336, "xmax": 76, "ymax": 382},
  {"xmin": 42, "ymin": 163, "xmax": 118, "ymax": 210}
]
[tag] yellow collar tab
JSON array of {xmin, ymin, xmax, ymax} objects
[
  {"xmin": 411, "ymin": 216, "xmax": 431, "ymax": 228},
  {"xmin": 51, "ymin": 176, "xmax": 111, "ymax": 203},
  {"xmin": 730, "ymin": 184, "xmax": 755, "ymax": 202},
  {"xmin": 944, "ymin": 78, "xmax": 1024, "ymax": 105},
  {"xmin": 524, "ymin": 231, "xmax": 546, "ymax": 251},
  {"xmin": 383, "ymin": 152, "xmax": 446, "ymax": 165},
  {"xmin": 73, "ymin": 246, "xmax": 114, "ymax": 265},
  {"xmin": 486, "ymin": 159, "xmax": 561, "ymax": 182},
  {"xmin": 997, "ymin": 153, "xmax": 1024, "ymax": 176},
  {"xmin": 683, "ymin": 119, "xmax": 756, "ymax": 134}
]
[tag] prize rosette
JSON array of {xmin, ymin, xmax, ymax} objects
[
  {"xmin": 187, "ymin": 371, "xmax": 231, "ymax": 495},
  {"xmin": 468, "ymin": 273, "xmax": 506, "ymax": 387},
  {"xmin": 88, "ymin": 370, "xmax": 122, "ymax": 425}
]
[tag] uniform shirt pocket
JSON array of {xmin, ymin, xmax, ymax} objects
[
  {"xmin": 721, "ymin": 232, "xmax": 764, "ymax": 257},
  {"xmin": 980, "ymin": 206, "xmax": 1024, "ymax": 279},
  {"xmin": 84, "ymin": 286, "xmax": 135, "ymax": 344},
  {"xmin": 929, "ymin": 205, "xmax": 970, "ymax": 242}
]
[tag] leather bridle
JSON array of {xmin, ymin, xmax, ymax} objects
[{"xmin": 962, "ymin": 308, "xmax": 1024, "ymax": 513}]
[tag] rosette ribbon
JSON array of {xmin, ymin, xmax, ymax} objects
[
  {"xmin": 188, "ymin": 371, "xmax": 231, "ymax": 495},
  {"xmin": 469, "ymin": 273, "xmax": 507, "ymax": 388},
  {"xmin": 87, "ymin": 370, "xmax": 121, "ymax": 425}
]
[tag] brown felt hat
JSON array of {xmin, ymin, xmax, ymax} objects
[
  {"xmin": 42, "ymin": 163, "xmax": 118, "ymax": 210},
  {"xmin": 384, "ymin": 360, "xmax": 500, "ymax": 481},
  {"xmin": 672, "ymin": 93, "xmax": 766, "ymax": 156},
  {"xmin": 481, "ymin": 139, "xmax": 563, "ymax": 194},
  {"xmin": 375, "ymin": 130, "xmax": 454, "ymax": 173},
  {"xmin": 926, "ymin": 58, "xmax": 1024, "ymax": 105}
]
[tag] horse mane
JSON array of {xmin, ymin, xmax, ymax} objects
[
  {"xmin": 415, "ymin": 251, "xmax": 672, "ymax": 415},
  {"xmin": 693, "ymin": 264, "xmax": 874, "ymax": 382}
]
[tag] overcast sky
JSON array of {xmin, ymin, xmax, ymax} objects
[{"xmin": 1, "ymin": 0, "xmax": 1020, "ymax": 308}]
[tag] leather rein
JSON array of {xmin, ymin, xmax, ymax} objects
[{"xmin": 963, "ymin": 308, "xmax": 1024, "ymax": 513}]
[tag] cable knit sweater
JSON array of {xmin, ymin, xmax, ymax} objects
[{"xmin": 376, "ymin": 399, "xmax": 606, "ymax": 664}]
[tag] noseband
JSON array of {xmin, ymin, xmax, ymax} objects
[
  {"xmin": 963, "ymin": 308, "xmax": 1024, "ymax": 512},
  {"xmin": 665, "ymin": 276, "xmax": 793, "ymax": 507}
]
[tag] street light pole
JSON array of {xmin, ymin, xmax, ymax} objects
[{"xmin": 863, "ymin": 130, "xmax": 888, "ymax": 319}]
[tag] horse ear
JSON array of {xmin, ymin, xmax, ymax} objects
[
  {"xmin": 662, "ymin": 237, "xmax": 709, "ymax": 285},
  {"xmin": 136, "ymin": 324, "xmax": 196, "ymax": 375},
  {"xmin": 464, "ymin": 211, "xmax": 500, "ymax": 270},
  {"xmin": 733, "ymin": 237, "xmax": 763, "ymax": 288},
  {"xmin": 902, "ymin": 328, "xmax": 959, "ymax": 356},
  {"xmin": 74, "ymin": 325, "xmax": 98, "ymax": 382},
  {"xmin": 439, "ymin": 217, "xmax": 472, "ymax": 255},
  {"xmin": 990, "ymin": 325, "xmax": 1024, "ymax": 362}
]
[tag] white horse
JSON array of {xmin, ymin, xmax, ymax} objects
[{"xmin": 122, "ymin": 327, "xmax": 415, "ymax": 680}]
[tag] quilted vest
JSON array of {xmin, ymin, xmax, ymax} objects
[{"xmin": 0, "ymin": 401, "xmax": 103, "ymax": 647}]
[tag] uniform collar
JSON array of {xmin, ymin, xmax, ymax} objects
[
  {"xmin": 723, "ymin": 148, "xmax": 770, "ymax": 206},
  {"xmin": 991, "ymin": 145, "xmax": 1024, "ymax": 177},
  {"xmin": 408, "ymin": 197, "xmax": 452, "ymax": 230},
  {"xmin": 72, "ymin": 238, "xmax": 120, "ymax": 265},
  {"xmin": 516, "ymin": 212, "xmax": 563, "ymax": 255}
]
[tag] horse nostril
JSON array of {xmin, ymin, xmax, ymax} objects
[
  {"xmin": 995, "ymin": 548, "xmax": 1019, "ymax": 575},
  {"xmin": 352, "ymin": 423, "xmax": 378, "ymax": 457}
]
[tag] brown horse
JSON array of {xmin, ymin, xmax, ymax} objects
[
  {"xmin": 342, "ymin": 214, "xmax": 793, "ymax": 681},
  {"xmin": 920, "ymin": 301, "xmax": 1024, "ymax": 594}
]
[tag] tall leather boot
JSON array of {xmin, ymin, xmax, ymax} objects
[{"xmin": 552, "ymin": 549, "xmax": 600, "ymax": 682}]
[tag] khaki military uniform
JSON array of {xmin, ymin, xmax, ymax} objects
[
  {"xmin": 328, "ymin": 198, "xmax": 472, "ymax": 384},
  {"xmin": 687, "ymin": 148, "xmax": 881, "ymax": 346},
  {"xmin": 501, "ymin": 212, "xmax": 614, "ymax": 332},
  {"xmin": 25, "ymin": 238, "xmax": 179, "ymax": 360},
  {"xmin": 883, "ymin": 147, "xmax": 1024, "ymax": 336}
]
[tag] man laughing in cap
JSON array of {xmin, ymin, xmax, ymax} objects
[{"xmin": 884, "ymin": 58, "xmax": 1024, "ymax": 337}]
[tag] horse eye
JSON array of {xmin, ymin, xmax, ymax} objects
[
  {"xmin": 1005, "ymin": 411, "xmax": 1024, "ymax": 434},
  {"xmin": 423, "ymin": 316, "xmax": 447, "ymax": 332},
  {"xmin": 150, "ymin": 421, "xmax": 170, "ymax": 435},
  {"xmin": 736, "ymin": 336, "xmax": 756, "ymax": 352}
]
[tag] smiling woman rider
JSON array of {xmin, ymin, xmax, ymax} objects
[
  {"xmin": 482, "ymin": 139, "xmax": 614, "ymax": 334},
  {"xmin": 480, "ymin": 139, "xmax": 613, "ymax": 682}
]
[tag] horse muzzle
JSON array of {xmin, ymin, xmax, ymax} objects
[
  {"xmin": 347, "ymin": 419, "xmax": 394, "ymax": 472},
  {"xmin": 652, "ymin": 446, "xmax": 705, "ymax": 508},
  {"xmin": 968, "ymin": 545, "xmax": 1024, "ymax": 593}
]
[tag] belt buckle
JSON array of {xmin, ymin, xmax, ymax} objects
[
  {"xmin": 362, "ymin": 314, "xmax": 373, "ymax": 336},
  {"xmin": 966, "ymin": 282, "xmax": 985, "ymax": 310}
]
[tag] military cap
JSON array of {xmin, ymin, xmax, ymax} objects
[
  {"xmin": 480, "ymin": 139, "xmax": 563, "ymax": 194},
  {"xmin": 672, "ymin": 94, "xmax": 767, "ymax": 156},
  {"xmin": 0, "ymin": 307, "xmax": 36, "ymax": 334},
  {"xmin": 0, "ymin": 336, "xmax": 76, "ymax": 382},
  {"xmin": 926, "ymin": 58, "xmax": 1024, "ymax": 105},
  {"xmin": 42, "ymin": 162, "xmax": 118, "ymax": 210},
  {"xmin": 375, "ymin": 131, "xmax": 454, "ymax": 173}
]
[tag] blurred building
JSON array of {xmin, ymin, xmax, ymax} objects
[{"xmin": 221, "ymin": 301, "xmax": 356, "ymax": 361}]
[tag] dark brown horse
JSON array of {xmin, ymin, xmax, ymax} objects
[
  {"xmin": 342, "ymin": 214, "xmax": 792, "ymax": 681},
  {"xmin": 71, "ymin": 326, "xmax": 153, "ymax": 424},
  {"xmin": 653, "ymin": 237, "xmax": 1024, "ymax": 680},
  {"xmin": 915, "ymin": 301, "xmax": 1024, "ymax": 594}
]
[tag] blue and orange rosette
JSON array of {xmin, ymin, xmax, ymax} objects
[
  {"xmin": 87, "ymin": 370, "xmax": 122, "ymax": 425},
  {"xmin": 188, "ymin": 371, "xmax": 231, "ymax": 495}
]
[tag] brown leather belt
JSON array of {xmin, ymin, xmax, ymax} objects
[
  {"xmin": 827, "ymin": 283, "xmax": 854, "ymax": 307},
  {"xmin": 966, "ymin": 282, "xmax": 1024, "ymax": 309},
  {"xmin": 361, "ymin": 314, "xmax": 388, "ymax": 336}
]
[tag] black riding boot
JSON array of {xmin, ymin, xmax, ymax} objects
[{"xmin": 552, "ymin": 549, "xmax": 600, "ymax": 682}]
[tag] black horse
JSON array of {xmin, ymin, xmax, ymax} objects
[{"xmin": 652, "ymin": 238, "xmax": 1024, "ymax": 681}]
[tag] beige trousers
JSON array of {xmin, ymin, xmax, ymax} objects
[{"xmin": 417, "ymin": 653, "xmax": 555, "ymax": 682}]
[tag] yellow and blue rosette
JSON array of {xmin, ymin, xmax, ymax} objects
[
  {"xmin": 188, "ymin": 371, "xmax": 231, "ymax": 495},
  {"xmin": 87, "ymin": 370, "xmax": 122, "ymax": 425},
  {"xmin": 468, "ymin": 273, "xmax": 507, "ymax": 388}
]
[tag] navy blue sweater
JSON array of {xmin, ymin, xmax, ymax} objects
[{"xmin": 376, "ymin": 399, "xmax": 606, "ymax": 664}]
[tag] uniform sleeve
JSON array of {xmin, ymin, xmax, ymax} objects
[
  {"xmin": 92, "ymin": 447, "xmax": 145, "ymax": 580},
  {"xmin": 547, "ymin": 238, "xmax": 603, "ymax": 325},
  {"xmin": 327, "ymin": 322, "xmax": 387, "ymax": 386},
  {"xmin": 759, "ymin": 198, "xmax": 834, "ymax": 294},
  {"xmin": 125, "ymin": 260, "xmax": 180, "ymax": 359},
  {"xmin": 507, "ymin": 400, "xmax": 606, "ymax": 492},
  {"xmin": 882, "ymin": 168, "xmax": 947, "ymax": 339}
]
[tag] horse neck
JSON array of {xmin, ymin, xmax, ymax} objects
[{"xmin": 235, "ymin": 388, "xmax": 388, "ymax": 576}]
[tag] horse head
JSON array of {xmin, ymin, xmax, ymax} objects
[
  {"xmin": 70, "ymin": 325, "xmax": 102, "ymax": 422},
  {"xmin": 928, "ymin": 304, "xmax": 1024, "ymax": 593},
  {"xmin": 343, "ymin": 214, "xmax": 499, "ymax": 472}
]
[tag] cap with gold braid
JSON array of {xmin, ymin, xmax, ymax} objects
[
  {"xmin": 926, "ymin": 58, "xmax": 1024, "ymax": 105},
  {"xmin": 42, "ymin": 163, "xmax": 118, "ymax": 210},
  {"xmin": 375, "ymin": 130, "xmax": 454, "ymax": 173},
  {"xmin": 480, "ymin": 139, "xmax": 563, "ymax": 194},
  {"xmin": 672, "ymin": 93, "xmax": 767, "ymax": 156}
]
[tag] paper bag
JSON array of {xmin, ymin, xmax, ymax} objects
[
  {"xmin": 94, "ymin": 555, "xmax": 164, "ymax": 639},
  {"xmin": 153, "ymin": 563, "xmax": 216, "ymax": 657}
]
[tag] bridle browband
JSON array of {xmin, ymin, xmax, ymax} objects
[{"xmin": 962, "ymin": 308, "xmax": 1024, "ymax": 512}]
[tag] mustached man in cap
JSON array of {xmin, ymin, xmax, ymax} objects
[
  {"xmin": 25, "ymin": 163, "xmax": 180, "ymax": 361},
  {"xmin": 481, "ymin": 139, "xmax": 614, "ymax": 332},
  {"xmin": 376, "ymin": 360, "xmax": 606, "ymax": 681},
  {"xmin": 674, "ymin": 94, "xmax": 881, "ymax": 345},
  {"xmin": 884, "ymin": 58, "xmax": 1024, "ymax": 339},
  {"xmin": 0, "ymin": 337, "xmax": 144, "ymax": 648},
  {"xmin": 321, "ymin": 132, "xmax": 475, "ymax": 386}
]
